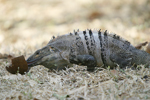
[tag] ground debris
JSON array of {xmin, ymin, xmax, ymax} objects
[
  {"xmin": 6, "ymin": 55, "xmax": 28, "ymax": 75},
  {"xmin": 146, "ymin": 42, "xmax": 150, "ymax": 54},
  {"xmin": 135, "ymin": 41, "xmax": 148, "ymax": 50}
]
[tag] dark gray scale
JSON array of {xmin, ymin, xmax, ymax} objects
[
  {"xmin": 69, "ymin": 31, "xmax": 85, "ymax": 56},
  {"xmin": 124, "ymin": 41, "xmax": 131, "ymax": 50},
  {"xmin": 83, "ymin": 31, "xmax": 92, "ymax": 55},
  {"xmin": 103, "ymin": 30, "xmax": 109, "ymax": 54},
  {"xmin": 98, "ymin": 30, "xmax": 108, "ymax": 67},
  {"xmin": 102, "ymin": 30, "xmax": 109, "ymax": 67},
  {"xmin": 112, "ymin": 34, "xmax": 121, "ymax": 47},
  {"xmin": 69, "ymin": 33, "xmax": 78, "ymax": 63},
  {"xmin": 111, "ymin": 34, "xmax": 122, "ymax": 50},
  {"xmin": 89, "ymin": 29, "xmax": 96, "ymax": 55},
  {"xmin": 74, "ymin": 32, "xmax": 85, "ymax": 54},
  {"xmin": 69, "ymin": 45, "xmax": 76, "ymax": 64},
  {"xmin": 112, "ymin": 34, "xmax": 131, "ymax": 50}
]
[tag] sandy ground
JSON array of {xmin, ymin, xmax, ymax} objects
[{"xmin": 0, "ymin": 0, "xmax": 150, "ymax": 99}]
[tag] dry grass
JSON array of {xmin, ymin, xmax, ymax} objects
[
  {"xmin": 1, "ymin": 64, "xmax": 150, "ymax": 99},
  {"xmin": 0, "ymin": 0, "xmax": 150, "ymax": 99}
]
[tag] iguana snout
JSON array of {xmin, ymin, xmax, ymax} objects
[{"xmin": 27, "ymin": 45, "xmax": 70, "ymax": 70}]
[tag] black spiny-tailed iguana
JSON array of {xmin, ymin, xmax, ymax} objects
[{"xmin": 27, "ymin": 29, "xmax": 150, "ymax": 71}]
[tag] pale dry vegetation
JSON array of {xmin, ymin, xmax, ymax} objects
[{"xmin": 0, "ymin": 0, "xmax": 150, "ymax": 99}]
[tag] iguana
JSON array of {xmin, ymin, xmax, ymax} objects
[{"xmin": 27, "ymin": 29, "xmax": 150, "ymax": 71}]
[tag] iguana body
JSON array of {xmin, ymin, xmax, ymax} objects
[{"xmin": 27, "ymin": 29, "xmax": 150, "ymax": 71}]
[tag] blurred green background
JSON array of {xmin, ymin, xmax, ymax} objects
[{"xmin": 0, "ymin": 0, "xmax": 150, "ymax": 55}]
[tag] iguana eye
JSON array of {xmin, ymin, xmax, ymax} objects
[
  {"xmin": 49, "ymin": 47, "xmax": 55, "ymax": 52},
  {"xmin": 50, "ymin": 47, "xmax": 55, "ymax": 50}
]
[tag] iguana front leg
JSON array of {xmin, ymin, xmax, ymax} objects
[{"xmin": 69, "ymin": 55, "xmax": 97, "ymax": 71}]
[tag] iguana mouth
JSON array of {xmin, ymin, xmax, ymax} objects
[{"xmin": 27, "ymin": 57, "xmax": 43, "ymax": 66}]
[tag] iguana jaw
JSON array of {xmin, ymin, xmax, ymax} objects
[
  {"xmin": 27, "ymin": 53, "xmax": 70, "ymax": 70},
  {"xmin": 27, "ymin": 56, "xmax": 44, "ymax": 67},
  {"xmin": 26, "ymin": 53, "xmax": 56, "ymax": 67}
]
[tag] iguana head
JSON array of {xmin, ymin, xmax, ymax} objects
[
  {"xmin": 26, "ymin": 34, "xmax": 77, "ymax": 70},
  {"xmin": 26, "ymin": 36, "xmax": 72, "ymax": 70}
]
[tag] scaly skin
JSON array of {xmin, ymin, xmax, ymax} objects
[{"xmin": 26, "ymin": 29, "xmax": 150, "ymax": 71}]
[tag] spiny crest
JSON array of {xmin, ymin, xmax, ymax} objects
[
  {"xmin": 104, "ymin": 30, "xmax": 107, "ymax": 36},
  {"xmin": 75, "ymin": 32, "xmax": 78, "ymax": 35},
  {"xmin": 48, "ymin": 34, "xmax": 70, "ymax": 45},
  {"xmin": 47, "ymin": 34, "xmax": 76, "ymax": 51},
  {"xmin": 70, "ymin": 33, "xmax": 73, "ymax": 35},
  {"xmin": 48, "ymin": 36, "xmax": 57, "ymax": 44},
  {"xmin": 48, "ymin": 29, "xmax": 130, "ymax": 46},
  {"xmin": 53, "ymin": 36, "xmax": 55, "ymax": 39},
  {"xmin": 113, "ymin": 34, "xmax": 120, "ymax": 39},
  {"xmin": 105, "ymin": 30, "xmax": 130, "ymax": 45},
  {"xmin": 83, "ymin": 30, "xmax": 86, "ymax": 35},
  {"xmin": 96, "ymin": 29, "xmax": 130, "ymax": 46},
  {"xmin": 73, "ymin": 29, "xmax": 79, "ymax": 35},
  {"xmin": 89, "ymin": 29, "xmax": 92, "ymax": 36},
  {"xmin": 98, "ymin": 29, "xmax": 101, "ymax": 35},
  {"xmin": 48, "ymin": 35, "xmax": 56, "ymax": 43}
]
